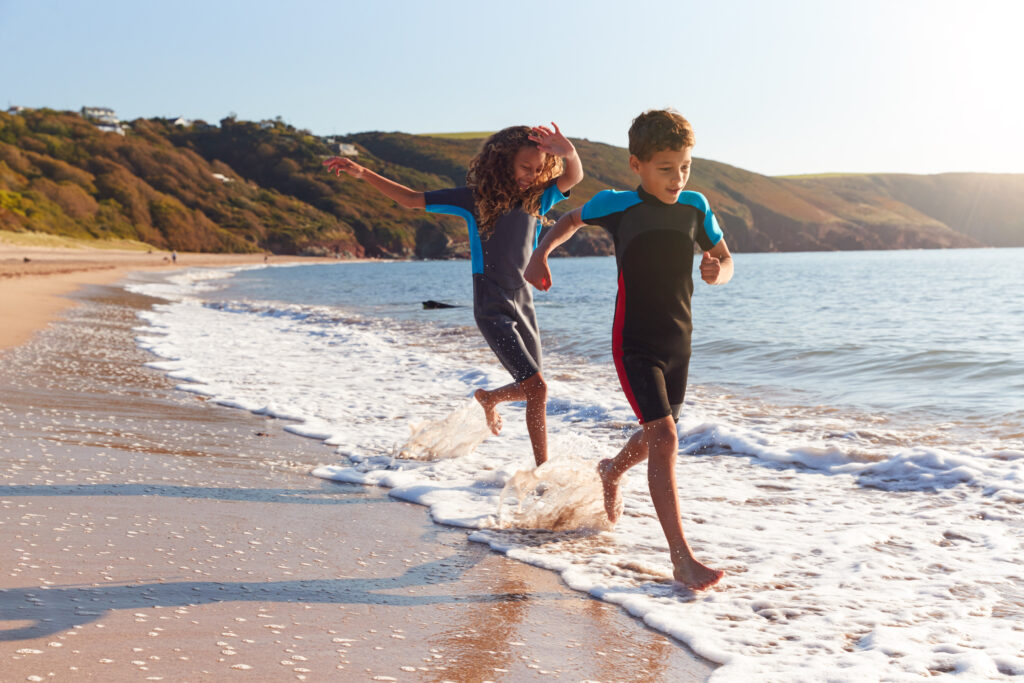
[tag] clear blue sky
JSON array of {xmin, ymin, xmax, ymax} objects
[{"xmin": 2, "ymin": 0, "xmax": 1021, "ymax": 176}]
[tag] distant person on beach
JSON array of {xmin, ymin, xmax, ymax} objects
[
  {"xmin": 524, "ymin": 109, "xmax": 732, "ymax": 590},
  {"xmin": 171, "ymin": 251, "xmax": 177, "ymax": 264},
  {"xmin": 323, "ymin": 124, "xmax": 583, "ymax": 467}
]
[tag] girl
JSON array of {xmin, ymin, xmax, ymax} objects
[{"xmin": 324, "ymin": 124, "xmax": 583, "ymax": 467}]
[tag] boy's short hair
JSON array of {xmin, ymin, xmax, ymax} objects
[{"xmin": 628, "ymin": 109, "xmax": 695, "ymax": 161}]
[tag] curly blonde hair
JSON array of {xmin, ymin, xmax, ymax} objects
[{"xmin": 466, "ymin": 126, "xmax": 563, "ymax": 239}]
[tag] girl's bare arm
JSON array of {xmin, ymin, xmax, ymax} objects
[
  {"xmin": 530, "ymin": 123, "xmax": 584, "ymax": 193},
  {"xmin": 323, "ymin": 157, "xmax": 425, "ymax": 209}
]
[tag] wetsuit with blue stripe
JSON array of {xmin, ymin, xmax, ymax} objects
[
  {"xmin": 581, "ymin": 186, "xmax": 724, "ymax": 423},
  {"xmin": 424, "ymin": 182, "xmax": 568, "ymax": 382}
]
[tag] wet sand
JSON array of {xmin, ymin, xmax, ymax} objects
[
  {"xmin": 0, "ymin": 258, "xmax": 715, "ymax": 680},
  {"xmin": 0, "ymin": 241, "xmax": 333, "ymax": 352}
]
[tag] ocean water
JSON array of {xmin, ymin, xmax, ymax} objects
[{"xmin": 126, "ymin": 248, "xmax": 1024, "ymax": 681}]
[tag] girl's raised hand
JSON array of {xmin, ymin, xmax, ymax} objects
[
  {"xmin": 323, "ymin": 156, "xmax": 365, "ymax": 179},
  {"xmin": 529, "ymin": 122, "xmax": 575, "ymax": 158}
]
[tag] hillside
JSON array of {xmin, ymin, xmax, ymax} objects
[
  {"xmin": 2, "ymin": 109, "xmax": 1021, "ymax": 257},
  {"xmin": 785, "ymin": 173, "xmax": 1024, "ymax": 248}
]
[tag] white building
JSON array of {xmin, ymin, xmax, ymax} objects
[
  {"xmin": 338, "ymin": 143, "xmax": 358, "ymax": 156},
  {"xmin": 82, "ymin": 106, "xmax": 117, "ymax": 123},
  {"xmin": 82, "ymin": 106, "xmax": 125, "ymax": 135}
]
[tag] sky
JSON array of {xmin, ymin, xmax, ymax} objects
[{"xmin": 2, "ymin": 0, "xmax": 1022, "ymax": 176}]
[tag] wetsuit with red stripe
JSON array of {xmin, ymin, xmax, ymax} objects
[{"xmin": 580, "ymin": 186, "xmax": 724, "ymax": 423}]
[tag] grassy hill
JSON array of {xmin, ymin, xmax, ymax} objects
[
  {"xmin": 0, "ymin": 110, "xmax": 353, "ymax": 254},
  {"xmin": 418, "ymin": 131, "xmax": 493, "ymax": 140},
  {"xmin": 2, "ymin": 109, "xmax": 1021, "ymax": 257},
  {"xmin": 785, "ymin": 173, "xmax": 1024, "ymax": 248}
]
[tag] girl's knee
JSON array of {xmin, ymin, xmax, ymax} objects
[{"xmin": 522, "ymin": 373, "xmax": 547, "ymax": 399}]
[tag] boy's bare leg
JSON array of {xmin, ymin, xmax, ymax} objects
[
  {"xmin": 474, "ymin": 373, "xmax": 548, "ymax": 466},
  {"xmin": 644, "ymin": 416, "xmax": 723, "ymax": 591},
  {"xmin": 598, "ymin": 429, "xmax": 649, "ymax": 523}
]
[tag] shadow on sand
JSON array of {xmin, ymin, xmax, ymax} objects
[
  {"xmin": 0, "ymin": 544, "xmax": 566, "ymax": 641},
  {"xmin": 0, "ymin": 483, "xmax": 375, "ymax": 506}
]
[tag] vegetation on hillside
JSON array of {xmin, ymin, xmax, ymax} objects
[
  {"xmin": 788, "ymin": 173, "xmax": 1024, "ymax": 248},
  {"xmin": 417, "ymin": 131, "xmax": 493, "ymax": 140},
  {"xmin": 2, "ymin": 109, "xmax": 1020, "ymax": 257},
  {"xmin": 0, "ymin": 110, "xmax": 346, "ymax": 253}
]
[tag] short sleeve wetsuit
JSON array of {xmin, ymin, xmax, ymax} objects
[
  {"xmin": 581, "ymin": 186, "xmax": 723, "ymax": 423},
  {"xmin": 424, "ymin": 182, "xmax": 568, "ymax": 383}
]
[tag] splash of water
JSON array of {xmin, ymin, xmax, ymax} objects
[
  {"xmin": 398, "ymin": 398, "xmax": 493, "ymax": 461},
  {"xmin": 498, "ymin": 455, "xmax": 613, "ymax": 532}
]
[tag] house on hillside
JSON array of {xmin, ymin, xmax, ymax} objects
[
  {"xmin": 6, "ymin": 105, "xmax": 28, "ymax": 115},
  {"xmin": 81, "ymin": 106, "xmax": 126, "ymax": 135},
  {"xmin": 82, "ymin": 106, "xmax": 117, "ymax": 123},
  {"xmin": 171, "ymin": 116, "xmax": 191, "ymax": 127},
  {"xmin": 338, "ymin": 143, "xmax": 358, "ymax": 156}
]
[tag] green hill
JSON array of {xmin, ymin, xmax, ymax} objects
[
  {"xmin": 2, "ymin": 109, "xmax": 1021, "ymax": 257},
  {"xmin": 0, "ymin": 110, "xmax": 354, "ymax": 254},
  {"xmin": 785, "ymin": 173, "xmax": 1024, "ymax": 248},
  {"xmin": 419, "ymin": 131, "xmax": 493, "ymax": 140}
]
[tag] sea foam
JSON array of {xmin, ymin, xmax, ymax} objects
[{"xmin": 128, "ymin": 265, "xmax": 1024, "ymax": 681}]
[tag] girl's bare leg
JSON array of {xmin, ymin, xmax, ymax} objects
[
  {"xmin": 474, "ymin": 383, "xmax": 524, "ymax": 435},
  {"xmin": 520, "ymin": 374, "xmax": 548, "ymax": 466},
  {"xmin": 475, "ymin": 373, "xmax": 548, "ymax": 466}
]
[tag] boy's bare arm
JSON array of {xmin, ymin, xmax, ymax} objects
[
  {"xmin": 524, "ymin": 207, "xmax": 585, "ymax": 291},
  {"xmin": 529, "ymin": 123, "xmax": 584, "ymax": 193},
  {"xmin": 323, "ymin": 157, "xmax": 426, "ymax": 210},
  {"xmin": 699, "ymin": 239, "xmax": 734, "ymax": 285}
]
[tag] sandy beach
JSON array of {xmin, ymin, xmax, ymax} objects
[
  {"xmin": 0, "ymin": 244, "xmax": 714, "ymax": 681},
  {"xmin": 0, "ymin": 238, "xmax": 335, "ymax": 352}
]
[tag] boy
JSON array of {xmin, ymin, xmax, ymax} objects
[{"xmin": 523, "ymin": 109, "xmax": 732, "ymax": 590}]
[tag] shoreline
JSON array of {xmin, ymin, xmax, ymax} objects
[
  {"xmin": 0, "ymin": 241, "xmax": 341, "ymax": 352},
  {"xmin": 0, "ymin": 249, "xmax": 715, "ymax": 680}
]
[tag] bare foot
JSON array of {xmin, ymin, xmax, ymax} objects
[
  {"xmin": 474, "ymin": 389, "xmax": 502, "ymax": 435},
  {"xmin": 673, "ymin": 561, "xmax": 724, "ymax": 591},
  {"xmin": 597, "ymin": 458, "xmax": 623, "ymax": 523}
]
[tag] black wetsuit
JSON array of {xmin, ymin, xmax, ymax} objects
[{"xmin": 581, "ymin": 187, "xmax": 724, "ymax": 423}]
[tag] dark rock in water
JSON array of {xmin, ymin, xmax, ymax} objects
[{"xmin": 422, "ymin": 300, "xmax": 458, "ymax": 309}]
